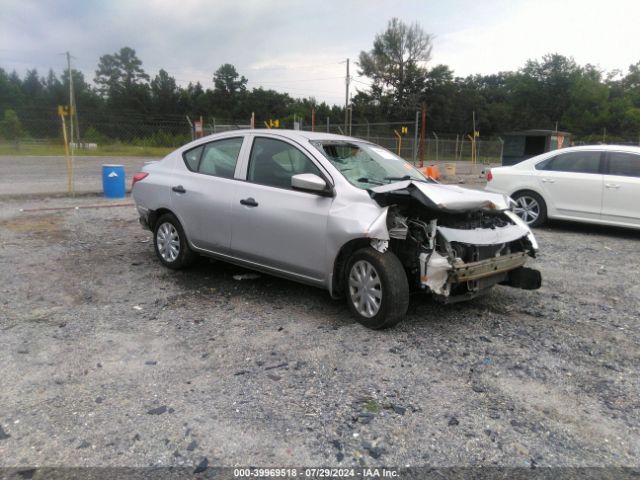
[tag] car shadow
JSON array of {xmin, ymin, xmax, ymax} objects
[
  {"xmin": 165, "ymin": 256, "xmax": 352, "ymax": 324},
  {"xmin": 156, "ymin": 254, "xmax": 526, "ymax": 333},
  {"xmin": 536, "ymin": 219, "xmax": 640, "ymax": 239}
]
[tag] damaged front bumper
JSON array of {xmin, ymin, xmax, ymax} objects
[{"xmin": 418, "ymin": 221, "xmax": 541, "ymax": 301}]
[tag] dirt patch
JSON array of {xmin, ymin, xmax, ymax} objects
[{"xmin": 0, "ymin": 213, "xmax": 68, "ymax": 240}]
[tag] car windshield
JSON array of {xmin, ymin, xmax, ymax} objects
[{"xmin": 311, "ymin": 140, "xmax": 431, "ymax": 188}]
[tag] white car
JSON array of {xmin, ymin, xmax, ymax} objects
[{"xmin": 486, "ymin": 145, "xmax": 640, "ymax": 229}]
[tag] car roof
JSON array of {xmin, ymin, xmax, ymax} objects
[
  {"xmin": 545, "ymin": 144, "xmax": 640, "ymax": 153},
  {"xmin": 198, "ymin": 129, "xmax": 363, "ymax": 143}
]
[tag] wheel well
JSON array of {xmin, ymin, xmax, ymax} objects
[
  {"xmin": 331, "ymin": 238, "xmax": 371, "ymax": 298},
  {"xmin": 511, "ymin": 188, "xmax": 543, "ymax": 200},
  {"xmin": 148, "ymin": 208, "xmax": 174, "ymax": 231}
]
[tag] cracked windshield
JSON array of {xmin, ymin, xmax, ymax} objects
[{"xmin": 312, "ymin": 141, "xmax": 429, "ymax": 188}]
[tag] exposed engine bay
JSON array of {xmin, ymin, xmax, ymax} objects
[{"xmin": 368, "ymin": 180, "xmax": 541, "ymax": 302}]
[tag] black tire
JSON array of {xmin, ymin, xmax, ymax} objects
[
  {"xmin": 512, "ymin": 190, "xmax": 547, "ymax": 227},
  {"xmin": 153, "ymin": 213, "xmax": 196, "ymax": 269},
  {"xmin": 345, "ymin": 247, "xmax": 409, "ymax": 329}
]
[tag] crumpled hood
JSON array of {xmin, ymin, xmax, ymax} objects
[{"xmin": 370, "ymin": 180, "xmax": 512, "ymax": 212}]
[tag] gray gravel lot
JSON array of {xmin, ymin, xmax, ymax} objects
[{"xmin": 0, "ymin": 194, "xmax": 639, "ymax": 470}]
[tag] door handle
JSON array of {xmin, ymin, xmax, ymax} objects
[
  {"xmin": 240, "ymin": 197, "xmax": 259, "ymax": 207},
  {"xmin": 605, "ymin": 183, "xmax": 620, "ymax": 189},
  {"xmin": 541, "ymin": 178, "xmax": 555, "ymax": 184},
  {"xmin": 172, "ymin": 185, "xmax": 186, "ymax": 194}
]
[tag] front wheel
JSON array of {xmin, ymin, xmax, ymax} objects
[
  {"xmin": 512, "ymin": 191, "xmax": 547, "ymax": 227},
  {"xmin": 345, "ymin": 248, "xmax": 409, "ymax": 329},
  {"xmin": 153, "ymin": 213, "xmax": 196, "ymax": 269}
]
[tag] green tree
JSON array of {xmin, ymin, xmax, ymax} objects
[
  {"xmin": 151, "ymin": 69, "xmax": 180, "ymax": 114},
  {"xmin": 212, "ymin": 64, "xmax": 248, "ymax": 120},
  {"xmin": 358, "ymin": 17, "xmax": 433, "ymax": 110},
  {"xmin": 0, "ymin": 109, "xmax": 25, "ymax": 147},
  {"xmin": 94, "ymin": 47, "xmax": 150, "ymax": 111},
  {"xmin": 0, "ymin": 68, "xmax": 25, "ymax": 109}
]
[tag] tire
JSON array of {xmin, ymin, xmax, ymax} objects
[
  {"xmin": 153, "ymin": 213, "xmax": 196, "ymax": 269},
  {"xmin": 345, "ymin": 248, "xmax": 409, "ymax": 329},
  {"xmin": 512, "ymin": 190, "xmax": 547, "ymax": 227}
]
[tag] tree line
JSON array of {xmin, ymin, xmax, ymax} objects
[{"xmin": 1, "ymin": 18, "xmax": 640, "ymax": 145}]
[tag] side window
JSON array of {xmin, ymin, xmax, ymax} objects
[
  {"xmin": 183, "ymin": 145, "xmax": 203, "ymax": 171},
  {"xmin": 248, "ymin": 137, "xmax": 322, "ymax": 189},
  {"xmin": 608, "ymin": 152, "xmax": 640, "ymax": 178},
  {"xmin": 538, "ymin": 151, "xmax": 601, "ymax": 174},
  {"xmin": 198, "ymin": 137, "xmax": 243, "ymax": 178}
]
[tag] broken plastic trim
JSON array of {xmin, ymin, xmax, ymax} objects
[{"xmin": 370, "ymin": 239, "xmax": 389, "ymax": 253}]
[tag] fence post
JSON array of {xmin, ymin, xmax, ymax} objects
[
  {"xmin": 412, "ymin": 110, "xmax": 419, "ymax": 163},
  {"xmin": 326, "ymin": 117, "xmax": 330, "ymax": 133},
  {"xmin": 432, "ymin": 131, "xmax": 439, "ymax": 162},
  {"xmin": 498, "ymin": 137, "xmax": 504, "ymax": 165},
  {"xmin": 455, "ymin": 134, "xmax": 459, "ymax": 161},
  {"xmin": 186, "ymin": 115, "xmax": 194, "ymax": 141}
]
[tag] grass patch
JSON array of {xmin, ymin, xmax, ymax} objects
[{"xmin": 362, "ymin": 400, "xmax": 383, "ymax": 413}]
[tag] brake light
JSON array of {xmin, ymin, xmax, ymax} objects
[
  {"xmin": 486, "ymin": 169, "xmax": 493, "ymax": 182},
  {"xmin": 132, "ymin": 172, "xmax": 149, "ymax": 188}
]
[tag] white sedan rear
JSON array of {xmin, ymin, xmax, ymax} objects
[{"xmin": 485, "ymin": 145, "xmax": 640, "ymax": 229}]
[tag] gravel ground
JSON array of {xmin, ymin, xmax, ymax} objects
[{"xmin": 0, "ymin": 194, "xmax": 639, "ymax": 470}]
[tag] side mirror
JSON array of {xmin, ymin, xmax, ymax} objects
[{"xmin": 291, "ymin": 173, "xmax": 334, "ymax": 196}]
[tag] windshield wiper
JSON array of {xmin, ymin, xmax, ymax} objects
[
  {"xmin": 385, "ymin": 175, "xmax": 432, "ymax": 184},
  {"xmin": 357, "ymin": 177, "xmax": 384, "ymax": 185},
  {"xmin": 384, "ymin": 175, "xmax": 412, "ymax": 182}
]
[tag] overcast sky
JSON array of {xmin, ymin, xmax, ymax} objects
[{"xmin": 1, "ymin": 0, "xmax": 639, "ymax": 105}]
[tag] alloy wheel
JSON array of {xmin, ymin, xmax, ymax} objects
[{"xmin": 514, "ymin": 195, "xmax": 540, "ymax": 225}]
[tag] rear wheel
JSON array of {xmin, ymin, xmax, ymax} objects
[
  {"xmin": 153, "ymin": 213, "xmax": 196, "ymax": 269},
  {"xmin": 512, "ymin": 191, "xmax": 547, "ymax": 227},
  {"xmin": 345, "ymin": 248, "xmax": 409, "ymax": 329}
]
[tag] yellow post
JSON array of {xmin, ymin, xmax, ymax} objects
[
  {"xmin": 59, "ymin": 111, "xmax": 72, "ymax": 194},
  {"xmin": 394, "ymin": 129, "xmax": 402, "ymax": 157}
]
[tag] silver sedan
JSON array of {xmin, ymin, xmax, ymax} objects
[{"xmin": 133, "ymin": 130, "xmax": 541, "ymax": 329}]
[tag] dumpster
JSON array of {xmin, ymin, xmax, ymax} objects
[{"xmin": 102, "ymin": 164, "xmax": 126, "ymax": 198}]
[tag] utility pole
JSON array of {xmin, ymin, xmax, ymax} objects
[
  {"xmin": 66, "ymin": 51, "xmax": 75, "ymax": 196},
  {"xmin": 420, "ymin": 103, "xmax": 426, "ymax": 167},
  {"xmin": 412, "ymin": 110, "xmax": 419, "ymax": 163},
  {"xmin": 344, "ymin": 58, "xmax": 350, "ymax": 134}
]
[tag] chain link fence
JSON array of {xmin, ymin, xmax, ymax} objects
[{"xmin": 0, "ymin": 108, "xmax": 517, "ymax": 165}]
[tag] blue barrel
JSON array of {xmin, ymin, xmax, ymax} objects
[{"xmin": 102, "ymin": 164, "xmax": 126, "ymax": 198}]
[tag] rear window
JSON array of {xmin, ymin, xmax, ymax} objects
[
  {"xmin": 182, "ymin": 137, "xmax": 244, "ymax": 178},
  {"xmin": 608, "ymin": 152, "xmax": 640, "ymax": 177},
  {"xmin": 183, "ymin": 145, "xmax": 203, "ymax": 171},
  {"xmin": 536, "ymin": 151, "xmax": 601, "ymax": 174}
]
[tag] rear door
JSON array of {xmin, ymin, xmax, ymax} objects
[
  {"xmin": 601, "ymin": 151, "xmax": 640, "ymax": 226},
  {"xmin": 170, "ymin": 136, "xmax": 247, "ymax": 253},
  {"xmin": 535, "ymin": 150, "xmax": 604, "ymax": 220},
  {"xmin": 230, "ymin": 136, "xmax": 333, "ymax": 282}
]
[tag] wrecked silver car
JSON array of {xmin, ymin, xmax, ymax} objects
[{"xmin": 132, "ymin": 130, "xmax": 541, "ymax": 329}]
